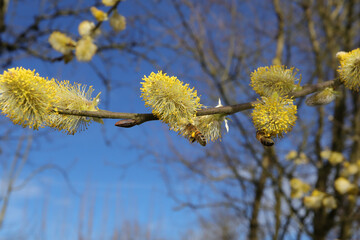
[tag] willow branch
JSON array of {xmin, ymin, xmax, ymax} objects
[{"xmin": 56, "ymin": 78, "xmax": 340, "ymax": 128}]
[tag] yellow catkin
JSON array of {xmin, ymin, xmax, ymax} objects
[
  {"xmin": 141, "ymin": 71, "xmax": 202, "ymax": 132},
  {"xmin": 48, "ymin": 80, "xmax": 102, "ymax": 135},
  {"xmin": 252, "ymin": 93, "xmax": 297, "ymax": 138},
  {"xmin": 102, "ymin": 0, "xmax": 120, "ymax": 7},
  {"xmin": 109, "ymin": 10, "xmax": 126, "ymax": 32},
  {"xmin": 75, "ymin": 36, "xmax": 97, "ymax": 62},
  {"xmin": 78, "ymin": 21, "xmax": 96, "ymax": 36},
  {"xmin": 90, "ymin": 7, "xmax": 108, "ymax": 22},
  {"xmin": 303, "ymin": 190, "xmax": 326, "ymax": 209},
  {"xmin": 334, "ymin": 177, "xmax": 356, "ymax": 195},
  {"xmin": 328, "ymin": 151, "xmax": 344, "ymax": 165},
  {"xmin": 250, "ymin": 65, "xmax": 300, "ymax": 97},
  {"xmin": 48, "ymin": 31, "xmax": 76, "ymax": 54},
  {"xmin": 290, "ymin": 178, "xmax": 311, "ymax": 198},
  {"xmin": 305, "ymin": 87, "xmax": 337, "ymax": 106},
  {"xmin": 193, "ymin": 99, "xmax": 229, "ymax": 142},
  {"xmin": 0, "ymin": 68, "xmax": 58, "ymax": 130},
  {"xmin": 337, "ymin": 49, "xmax": 360, "ymax": 91}
]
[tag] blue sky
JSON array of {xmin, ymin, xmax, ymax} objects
[
  {"xmin": 0, "ymin": 1, "xmax": 336, "ymax": 239},
  {"xmin": 0, "ymin": 65, "xmax": 198, "ymax": 235},
  {"xmin": 0, "ymin": 1, "xmax": 212, "ymax": 239}
]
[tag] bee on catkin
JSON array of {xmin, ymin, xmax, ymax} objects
[
  {"xmin": 256, "ymin": 130, "xmax": 274, "ymax": 147},
  {"xmin": 185, "ymin": 123, "xmax": 207, "ymax": 146}
]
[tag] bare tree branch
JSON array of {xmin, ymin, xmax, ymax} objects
[{"xmin": 12, "ymin": 163, "xmax": 79, "ymax": 196}]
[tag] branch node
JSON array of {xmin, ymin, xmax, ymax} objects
[{"xmin": 115, "ymin": 119, "xmax": 137, "ymax": 128}]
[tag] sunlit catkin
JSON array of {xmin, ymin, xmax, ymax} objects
[
  {"xmin": 90, "ymin": 7, "xmax": 108, "ymax": 22},
  {"xmin": 251, "ymin": 93, "xmax": 297, "ymax": 138},
  {"xmin": 49, "ymin": 80, "xmax": 102, "ymax": 135},
  {"xmin": 48, "ymin": 31, "xmax": 76, "ymax": 54},
  {"xmin": 334, "ymin": 177, "xmax": 356, "ymax": 195},
  {"xmin": 337, "ymin": 49, "xmax": 360, "ymax": 91},
  {"xmin": 0, "ymin": 68, "xmax": 58, "ymax": 130},
  {"xmin": 290, "ymin": 178, "xmax": 311, "ymax": 198},
  {"xmin": 78, "ymin": 20, "xmax": 96, "ymax": 37},
  {"xmin": 141, "ymin": 71, "xmax": 202, "ymax": 132},
  {"xmin": 75, "ymin": 36, "xmax": 97, "ymax": 62},
  {"xmin": 250, "ymin": 65, "xmax": 300, "ymax": 97}
]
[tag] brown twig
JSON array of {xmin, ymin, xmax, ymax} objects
[
  {"xmin": 55, "ymin": 78, "xmax": 340, "ymax": 128},
  {"xmin": 92, "ymin": 0, "xmax": 122, "ymax": 33}
]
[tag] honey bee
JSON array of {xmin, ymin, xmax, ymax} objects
[
  {"xmin": 185, "ymin": 123, "xmax": 207, "ymax": 146},
  {"xmin": 256, "ymin": 130, "xmax": 274, "ymax": 147}
]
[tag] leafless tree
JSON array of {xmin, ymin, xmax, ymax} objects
[
  {"xmin": 132, "ymin": 0, "xmax": 360, "ymax": 239},
  {"xmin": 1, "ymin": 0, "xmax": 360, "ymax": 240}
]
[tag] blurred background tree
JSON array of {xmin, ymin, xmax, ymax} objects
[{"xmin": 0, "ymin": 0, "xmax": 360, "ymax": 240}]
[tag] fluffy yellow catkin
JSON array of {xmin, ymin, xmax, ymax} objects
[
  {"xmin": 0, "ymin": 67, "xmax": 58, "ymax": 130},
  {"xmin": 336, "ymin": 49, "xmax": 360, "ymax": 91},
  {"xmin": 252, "ymin": 93, "xmax": 297, "ymax": 138},
  {"xmin": 75, "ymin": 36, "xmax": 97, "ymax": 62},
  {"xmin": 0, "ymin": 67, "xmax": 103, "ymax": 134},
  {"xmin": 48, "ymin": 31, "xmax": 76, "ymax": 54},
  {"xmin": 91, "ymin": 7, "xmax": 108, "ymax": 22},
  {"xmin": 250, "ymin": 65, "xmax": 300, "ymax": 97},
  {"xmin": 334, "ymin": 177, "xmax": 356, "ymax": 195},
  {"xmin": 78, "ymin": 20, "xmax": 96, "ymax": 36},
  {"xmin": 48, "ymin": 80, "xmax": 102, "ymax": 135},
  {"xmin": 140, "ymin": 71, "xmax": 202, "ymax": 132}
]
